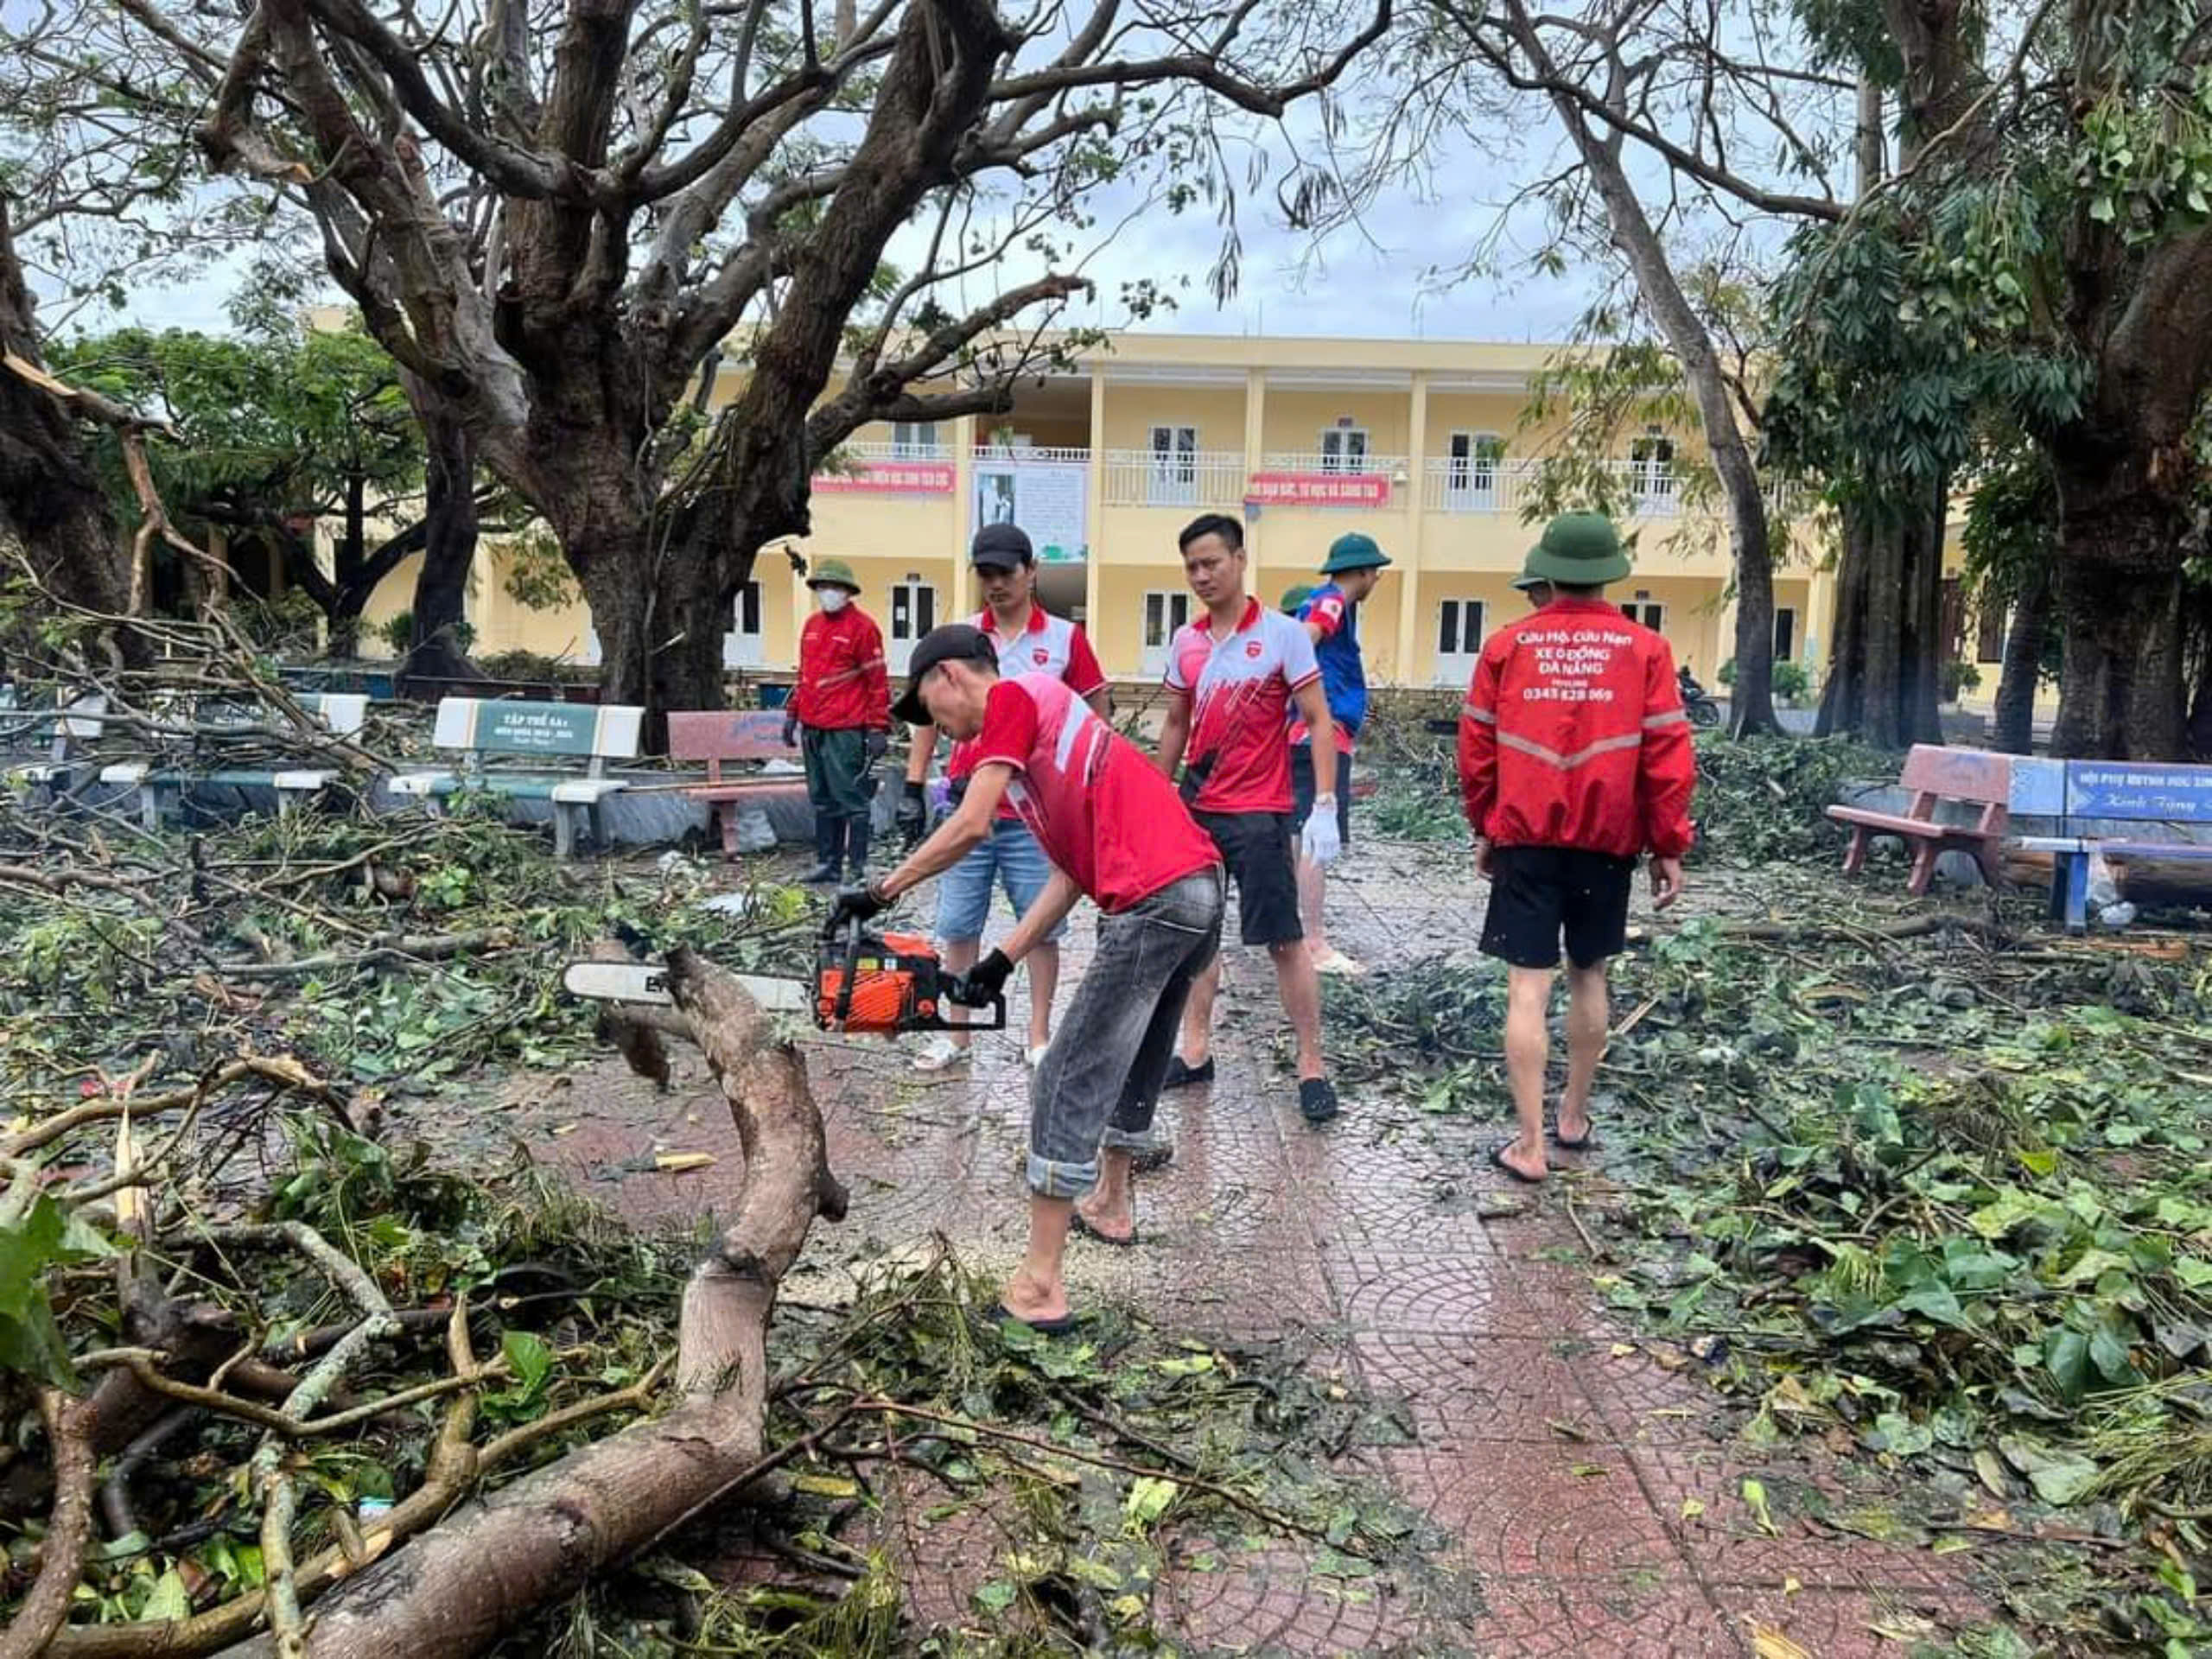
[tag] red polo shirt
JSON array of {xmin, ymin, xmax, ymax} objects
[
  {"xmin": 968, "ymin": 674, "xmax": 1219, "ymax": 912},
  {"xmin": 1164, "ymin": 597, "xmax": 1322, "ymax": 814},
  {"xmin": 948, "ymin": 606, "xmax": 1107, "ymax": 823}
]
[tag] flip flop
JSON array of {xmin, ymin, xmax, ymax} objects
[
  {"xmin": 1071, "ymin": 1211, "xmax": 1139, "ymax": 1249},
  {"xmin": 1551, "ymin": 1123, "xmax": 1594, "ymax": 1151},
  {"xmin": 1488, "ymin": 1141, "xmax": 1545, "ymax": 1185},
  {"xmin": 978, "ymin": 1303, "xmax": 1084, "ymax": 1337}
]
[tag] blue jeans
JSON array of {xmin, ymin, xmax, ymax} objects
[
  {"xmin": 935, "ymin": 818, "xmax": 1067, "ymax": 945},
  {"xmin": 1027, "ymin": 868, "xmax": 1225, "ymax": 1198}
]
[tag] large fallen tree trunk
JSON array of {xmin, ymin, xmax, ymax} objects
[{"xmin": 200, "ymin": 947, "xmax": 845, "ymax": 1659}]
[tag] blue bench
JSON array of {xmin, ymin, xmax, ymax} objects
[
  {"xmin": 2012, "ymin": 758, "xmax": 2212, "ymax": 931},
  {"xmin": 388, "ymin": 696, "xmax": 644, "ymax": 857},
  {"xmin": 99, "ymin": 692, "xmax": 370, "ymax": 830}
]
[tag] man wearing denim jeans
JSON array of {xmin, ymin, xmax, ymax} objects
[
  {"xmin": 829, "ymin": 625, "xmax": 1224, "ymax": 1331},
  {"xmin": 899, "ymin": 524, "xmax": 1110, "ymax": 1071}
]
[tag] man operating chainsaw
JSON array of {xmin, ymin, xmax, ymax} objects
[
  {"xmin": 899, "ymin": 523, "xmax": 1110, "ymax": 1073},
  {"xmin": 827, "ymin": 624, "xmax": 1225, "ymax": 1332}
]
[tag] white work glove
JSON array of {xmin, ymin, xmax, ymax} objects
[{"xmin": 1301, "ymin": 796, "xmax": 1342, "ymax": 866}]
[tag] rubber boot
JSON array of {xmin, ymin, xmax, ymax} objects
[
  {"xmin": 843, "ymin": 815, "xmax": 873, "ymax": 881},
  {"xmin": 800, "ymin": 814, "xmax": 842, "ymax": 885}
]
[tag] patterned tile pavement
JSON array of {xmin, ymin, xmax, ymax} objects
[{"xmin": 456, "ymin": 842, "xmax": 2009, "ymax": 1655}]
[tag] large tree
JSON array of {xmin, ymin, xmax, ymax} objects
[{"xmin": 114, "ymin": 0, "xmax": 1395, "ymax": 720}]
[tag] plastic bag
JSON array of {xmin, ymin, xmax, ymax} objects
[
  {"xmin": 2086, "ymin": 850, "xmax": 2120, "ymax": 908},
  {"xmin": 733, "ymin": 804, "xmax": 777, "ymax": 854}
]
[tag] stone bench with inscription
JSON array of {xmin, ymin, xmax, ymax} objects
[
  {"xmin": 2011, "ymin": 757, "xmax": 2212, "ymax": 932},
  {"xmin": 387, "ymin": 697, "xmax": 644, "ymax": 857}
]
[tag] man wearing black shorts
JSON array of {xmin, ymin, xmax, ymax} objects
[
  {"xmin": 1156, "ymin": 513, "xmax": 1344, "ymax": 1126},
  {"xmin": 1459, "ymin": 513, "xmax": 1696, "ymax": 1183}
]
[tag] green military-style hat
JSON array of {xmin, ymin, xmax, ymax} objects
[
  {"xmin": 1522, "ymin": 512, "xmax": 1630, "ymax": 586},
  {"xmin": 804, "ymin": 556, "xmax": 861, "ymax": 593},
  {"xmin": 1319, "ymin": 531, "xmax": 1393, "ymax": 575},
  {"xmin": 1281, "ymin": 583, "xmax": 1316, "ymax": 615},
  {"xmin": 1510, "ymin": 566, "xmax": 1550, "ymax": 593}
]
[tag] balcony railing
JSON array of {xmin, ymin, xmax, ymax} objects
[
  {"xmin": 835, "ymin": 440, "xmax": 953, "ymax": 462},
  {"xmin": 1101, "ymin": 448, "xmax": 1248, "ymax": 508},
  {"xmin": 1421, "ymin": 458, "xmax": 1685, "ymax": 518},
  {"xmin": 972, "ymin": 444, "xmax": 1091, "ymax": 465},
  {"xmin": 1258, "ymin": 452, "xmax": 1410, "ymax": 480}
]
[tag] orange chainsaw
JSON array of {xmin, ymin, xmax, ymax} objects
[{"xmin": 562, "ymin": 917, "xmax": 1006, "ymax": 1036}]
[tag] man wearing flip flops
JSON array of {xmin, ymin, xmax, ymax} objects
[
  {"xmin": 827, "ymin": 624, "xmax": 1226, "ymax": 1332},
  {"xmin": 1458, "ymin": 512, "xmax": 1696, "ymax": 1184}
]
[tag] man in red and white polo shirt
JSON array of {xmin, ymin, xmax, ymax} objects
[
  {"xmin": 830, "ymin": 625, "xmax": 1225, "ymax": 1331},
  {"xmin": 899, "ymin": 524, "xmax": 1109, "ymax": 1071},
  {"xmin": 1156, "ymin": 512, "xmax": 1344, "ymax": 1126}
]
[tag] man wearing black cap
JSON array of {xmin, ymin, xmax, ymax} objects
[
  {"xmin": 829, "ymin": 624, "xmax": 1225, "ymax": 1330},
  {"xmin": 899, "ymin": 524, "xmax": 1110, "ymax": 1071}
]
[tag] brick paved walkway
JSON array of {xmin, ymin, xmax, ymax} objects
[{"xmin": 486, "ymin": 841, "xmax": 1999, "ymax": 1656}]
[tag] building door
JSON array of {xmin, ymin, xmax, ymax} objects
[
  {"xmin": 1148, "ymin": 425, "xmax": 1198, "ymax": 506},
  {"xmin": 887, "ymin": 580, "xmax": 937, "ymax": 673},
  {"xmin": 1445, "ymin": 432, "xmax": 1501, "ymax": 511},
  {"xmin": 1320, "ymin": 426, "xmax": 1370, "ymax": 474},
  {"xmin": 1630, "ymin": 429, "xmax": 1677, "ymax": 515},
  {"xmin": 1435, "ymin": 598, "xmax": 1486, "ymax": 686},
  {"xmin": 1141, "ymin": 589, "xmax": 1192, "ymax": 677},
  {"xmin": 1772, "ymin": 606, "xmax": 1797, "ymax": 665},
  {"xmin": 721, "ymin": 580, "xmax": 764, "ymax": 669}
]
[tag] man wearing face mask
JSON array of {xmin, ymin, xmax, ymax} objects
[
  {"xmin": 786, "ymin": 558, "xmax": 889, "ymax": 884},
  {"xmin": 900, "ymin": 524, "xmax": 1110, "ymax": 1070}
]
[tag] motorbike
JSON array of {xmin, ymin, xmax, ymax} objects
[{"xmin": 1678, "ymin": 666, "xmax": 1722, "ymax": 729}]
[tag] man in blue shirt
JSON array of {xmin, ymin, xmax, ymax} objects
[{"xmin": 1291, "ymin": 533, "xmax": 1391, "ymax": 976}]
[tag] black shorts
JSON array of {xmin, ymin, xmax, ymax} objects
[
  {"xmin": 1193, "ymin": 810, "xmax": 1302, "ymax": 947},
  {"xmin": 1290, "ymin": 747, "xmax": 1352, "ymax": 848},
  {"xmin": 1479, "ymin": 845, "xmax": 1637, "ymax": 969}
]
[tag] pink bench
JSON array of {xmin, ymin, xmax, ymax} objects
[
  {"xmin": 1826, "ymin": 744, "xmax": 2010, "ymax": 894},
  {"xmin": 666, "ymin": 710, "xmax": 809, "ymax": 861}
]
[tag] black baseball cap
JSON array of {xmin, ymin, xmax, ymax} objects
[
  {"xmin": 970, "ymin": 523, "xmax": 1033, "ymax": 569},
  {"xmin": 893, "ymin": 623, "xmax": 1001, "ymax": 725}
]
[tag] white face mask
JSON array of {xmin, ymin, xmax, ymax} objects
[{"xmin": 817, "ymin": 588, "xmax": 849, "ymax": 613}]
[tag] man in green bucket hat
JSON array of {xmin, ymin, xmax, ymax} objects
[
  {"xmin": 1458, "ymin": 512, "xmax": 1696, "ymax": 1184},
  {"xmin": 788, "ymin": 557, "xmax": 889, "ymax": 884},
  {"xmin": 1287, "ymin": 532, "xmax": 1392, "ymax": 976}
]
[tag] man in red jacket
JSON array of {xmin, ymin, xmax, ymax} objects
[
  {"xmin": 787, "ymin": 558, "xmax": 890, "ymax": 884},
  {"xmin": 1459, "ymin": 513, "xmax": 1695, "ymax": 1184}
]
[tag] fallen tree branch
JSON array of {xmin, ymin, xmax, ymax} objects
[
  {"xmin": 214, "ymin": 928, "xmax": 518, "ymax": 980},
  {"xmin": 206, "ymin": 946, "xmax": 842, "ymax": 1659},
  {"xmin": 3, "ymin": 1056, "xmax": 338, "ymax": 1159},
  {"xmin": 0, "ymin": 1391, "xmax": 98, "ymax": 1659}
]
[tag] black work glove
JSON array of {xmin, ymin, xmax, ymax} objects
[
  {"xmin": 950, "ymin": 948, "xmax": 1014, "ymax": 1007},
  {"xmin": 866, "ymin": 729, "xmax": 889, "ymax": 762},
  {"xmin": 781, "ymin": 713, "xmax": 799, "ymax": 748},
  {"xmin": 825, "ymin": 882, "xmax": 889, "ymax": 936},
  {"xmin": 894, "ymin": 779, "xmax": 926, "ymax": 848}
]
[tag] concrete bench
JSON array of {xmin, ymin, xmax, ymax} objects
[
  {"xmin": 1827, "ymin": 744, "xmax": 2010, "ymax": 894},
  {"xmin": 388, "ymin": 696, "xmax": 644, "ymax": 857},
  {"xmin": 99, "ymin": 692, "xmax": 369, "ymax": 830},
  {"xmin": 2012, "ymin": 757, "xmax": 2212, "ymax": 932},
  {"xmin": 664, "ymin": 710, "xmax": 809, "ymax": 861},
  {"xmin": 2, "ymin": 692, "xmax": 110, "ymax": 792}
]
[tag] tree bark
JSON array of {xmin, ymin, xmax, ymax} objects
[
  {"xmin": 1815, "ymin": 492, "xmax": 1946, "ymax": 748},
  {"xmin": 1992, "ymin": 558, "xmax": 2052, "ymax": 754},
  {"xmin": 0, "ymin": 196, "xmax": 138, "ymax": 666},
  {"xmin": 2046, "ymin": 448, "xmax": 2190, "ymax": 760},
  {"xmin": 212, "ymin": 948, "xmax": 843, "ymax": 1659},
  {"xmin": 401, "ymin": 406, "xmax": 483, "ymax": 685}
]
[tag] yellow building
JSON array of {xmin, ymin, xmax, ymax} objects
[{"xmin": 360, "ymin": 334, "xmax": 1834, "ymax": 690}]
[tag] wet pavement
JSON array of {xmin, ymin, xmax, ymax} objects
[{"xmin": 471, "ymin": 840, "xmax": 2000, "ymax": 1656}]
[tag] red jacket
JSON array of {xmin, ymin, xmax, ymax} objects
[
  {"xmin": 793, "ymin": 607, "xmax": 888, "ymax": 730},
  {"xmin": 1458, "ymin": 596, "xmax": 1695, "ymax": 859}
]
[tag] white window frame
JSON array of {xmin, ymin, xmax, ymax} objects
[
  {"xmin": 1433, "ymin": 597, "xmax": 1487, "ymax": 685},
  {"xmin": 1319, "ymin": 426, "xmax": 1370, "ymax": 474},
  {"xmin": 1147, "ymin": 424, "xmax": 1198, "ymax": 506},
  {"xmin": 1141, "ymin": 589, "xmax": 1192, "ymax": 677},
  {"xmin": 891, "ymin": 420, "xmax": 940, "ymax": 457},
  {"xmin": 1620, "ymin": 599, "xmax": 1666, "ymax": 632}
]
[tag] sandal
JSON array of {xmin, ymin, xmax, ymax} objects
[
  {"xmin": 1071, "ymin": 1211, "xmax": 1139, "ymax": 1249},
  {"xmin": 1488, "ymin": 1141, "xmax": 1545, "ymax": 1185}
]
